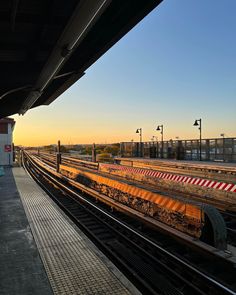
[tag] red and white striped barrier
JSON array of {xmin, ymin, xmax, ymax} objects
[{"xmin": 101, "ymin": 164, "xmax": 236, "ymax": 193}]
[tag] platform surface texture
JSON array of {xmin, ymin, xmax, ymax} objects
[
  {"xmin": 0, "ymin": 168, "xmax": 53, "ymax": 295},
  {"xmin": 12, "ymin": 167, "xmax": 137, "ymax": 295},
  {"xmin": 116, "ymin": 157, "xmax": 236, "ymax": 170}
]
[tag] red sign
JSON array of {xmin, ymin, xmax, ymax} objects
[{"xmin": 4, "ymin": 145, "xmax": 12, "ymax": 152}]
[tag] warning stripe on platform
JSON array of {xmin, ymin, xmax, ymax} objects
[{"xmin": 101, "ymin": 164, "xmax": 236, "ymax": 193}]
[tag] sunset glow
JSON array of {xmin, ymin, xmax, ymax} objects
[{"xmin": 12, "ymin": 0, "xmax": 236, "ymax": 146}]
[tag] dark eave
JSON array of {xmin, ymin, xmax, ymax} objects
[{"xmin": 0, "ymin": 0, "xmax": 163, "ymax": 118}]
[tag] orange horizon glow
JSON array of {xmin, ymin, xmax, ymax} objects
[
  {"xmin": 12, "ymin": 108, "xmax": 235, "ymax": 147},
  {"xmin": 6, "ymin": 2, "xmax": 236, "ymax": 148}
]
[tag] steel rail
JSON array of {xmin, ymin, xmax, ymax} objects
[
  {"xmin": 33, "ymin": 152, "xmax": 236, "ymax": 212},
  {"xmin": 23, "ymin": 155, "xmax": 169, "ymax": 295},
  {"xmin": 29, "ymin": 152, "xmax": 236, "ymax": 246},
  {"xmin": 23, "ymin": 152, "xmax": 236, "ymax": 295}
]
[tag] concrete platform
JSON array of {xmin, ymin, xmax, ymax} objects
[
  {"xmin": 0, "ymin": 167, "xmax": 139, "ymax": 295},
  {"xmin": 0, "ymin": 168, "xmax": 52, "ymax": 295},
  {"xmin": 115, "ymin": 157, "xmax": 236, "ymax": 172}
]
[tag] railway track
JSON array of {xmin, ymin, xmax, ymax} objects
[
  {"xmin": 116, "ymin": 158, "xmax": 236, "ymax": 183},
  {"xmin": 23, "ymin": 151, "xmax": 236, "ymax": 295},
  {"xmin": 30, "ymin": 151, "xmax": 236, "ymax": 246}
]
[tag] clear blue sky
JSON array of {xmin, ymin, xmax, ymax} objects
[{"xmin": 13, "ymin": 0, "xmax": 236, "ymax": 145}]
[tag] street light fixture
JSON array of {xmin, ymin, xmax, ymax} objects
[
  {"xmin": 156, "ymin": 124, "xmax": 164, "ymax": 158},
  {"xmin": 193, "ymin": 119, "xmax": 202, "ymax": 161},
  {"xmin": 136, "ymin": 128, "xmax": 142, "ymax": 157},
  {"xmin": 136, "ymin": 128, "xmax": 142, "ymax": 143}
]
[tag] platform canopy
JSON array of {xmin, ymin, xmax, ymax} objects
[{"xmin": 0, "ymin": 0, "xmax": 163, "ymax": 118}]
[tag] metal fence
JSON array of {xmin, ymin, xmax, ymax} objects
[{"xmin": 120, "ymin": 137, "xmax": 236, "ymax": 163}]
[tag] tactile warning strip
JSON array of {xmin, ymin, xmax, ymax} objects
[{"xmin": 13, "ymin": 168, "xmax": 132, "ymax": 295}]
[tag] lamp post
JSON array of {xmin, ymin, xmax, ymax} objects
[
  {"xmin": 193, "ymin": 119, "xmax": 202, "ymax": 161},
  {"xmin": 136, "ymin": 128, "xmax": 142, "ymax": 157},
  {"xmin": 156, "ymin": 125, "xmax": 163, "ymax": 158},
  {"xmin": 220, "ymin": 133, "xmax": 225, "ymax": 162},
  {"xmin": 136, "ymin": 128, "xmax": 142, "ymax": 143}
]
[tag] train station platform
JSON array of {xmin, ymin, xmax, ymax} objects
[
  {"xmin": 0, "ymin": 167, "xmax": 139, "ymax": 295},
  {"xmin": 115, "ymin": 157, "xmax": 236, "ymax": 170}
]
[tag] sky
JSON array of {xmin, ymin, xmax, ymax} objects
[{"xmin": 12, "ymin": 0, "xmax": 236, "ymax": 146}]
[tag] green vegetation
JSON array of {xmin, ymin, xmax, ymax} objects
[
  {"xmin": 41, "ymin": 143, "xmax": 120, "ymax": 158},
  {"xmin": 96, "ymin": 153, "xmax": 113, "ymax": 163}
]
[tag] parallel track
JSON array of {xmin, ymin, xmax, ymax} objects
[
  {"xmin": 23, "ymin": 152, "xmax": 236, "ymax": 295},
  {"xmin": 117, "ymin": 158, "xmax": 236, "ymax": 183},
  {"xmin": 32, "ymin": 152, "xmax": 236, "ymax": 243}
]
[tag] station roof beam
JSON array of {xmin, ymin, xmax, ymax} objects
[{"xmin": 0, "ymin": 0, "xmax": 163, "ymax": 118}]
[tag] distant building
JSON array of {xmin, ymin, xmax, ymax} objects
[{"xmin": 0, "ymin": 118, "xmax": 15, "ymax": 165}]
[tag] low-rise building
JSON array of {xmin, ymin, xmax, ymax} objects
[{"xmin": 0, "ymin": 118, "xmax": 15, "ymax": 165}]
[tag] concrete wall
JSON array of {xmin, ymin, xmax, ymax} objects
[{"xmin": 0, "ymin": 123, "xmax": 13, "ymax": 165}]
